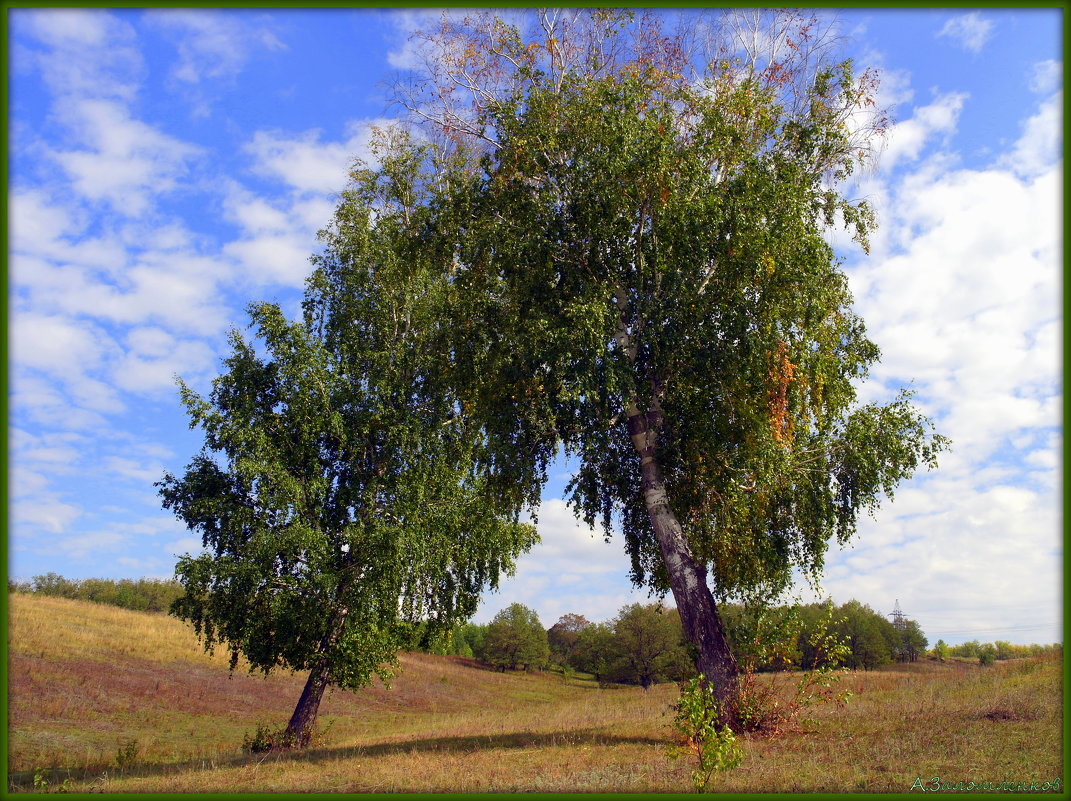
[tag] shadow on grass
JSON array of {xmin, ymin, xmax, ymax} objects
[{"xmin": 7, "ymin": 728, "xmax": 667, "ymax": 791}]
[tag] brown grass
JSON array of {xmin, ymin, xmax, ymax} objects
[{"xmin": 7, "ymin": 594, "xmax": 1064, "ymax": 793}]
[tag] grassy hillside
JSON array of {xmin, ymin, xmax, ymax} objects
[{"xmin": 7, "ymin": 594, "xmax": 1064, "ymax": 793}]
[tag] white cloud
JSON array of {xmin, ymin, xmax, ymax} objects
[
  {"xmin": 880, "ymin": 91, "xmax": 967, "ymax": 172},
  {"xmin": 9, "ymin": 315, "xmax": 126, "ymax": 420},
  {"xmin": 14, "ymin": 497, "xmax": 83, "ymax": 535},
  {"xmin": 525, "ymin": 499, "xmax": 624, "ymax": 572},
  {"xmin": 1000, "ymin": 91, "xmax": 1062, "ymax": 179},
  {"xmin": 167, "ymin": 536, "xmax": 208, "ymax": 558},
  {"xmin": 11, "ymin": 313, "xmax": 117, "ymax": 379},
  {"xmin": 8, "ymin": 188, "xmax": 88, "ymax": 249},
  {"xmin": 10, "ymin": 374, "xmax": 111, "ymax": 431},
  {"xmin": 473, "ymin": 498, "xmax": 650, "ymax": 625},
  {"xmin": 146, "ymin": 9, "xmax": 285, "ymax": 85},
  {"xmin": 10, "ymin": 468, "xmax": 51, "ymax": 501},
  {"xmin": 56, "ymin": 530, "xmax": 128, "ymax": 558},
  {"xmin": 223, "ymin": 235, "xmax": 317, "ymax": 289},
  {"xmin": 12, "ymin": 240, "xmax": 236, "ymax": 338},
  {"xmin": 103, "ymin": 456, "xmax": 169, "ymax": 486},
  {"xmin": 815, "ymin": 468, "xmax": 1061, "ymax": 644},
  {"xmin": 1029, "ymin": 59, "xmax": 1062, "ymax": 95},
  {"xmin": 826, "ymin": 88, "xmax": 1062, "ymax": 645},
  {"xmin": 16, "ymin": 8, "xmax": 142, "ymax": 101},
  {"xmin": 936, "ymin": 12, "xmax": 994, "ymax": 54},
  {"xmin": 220, "ymin": 121, "xmax": 390, "ymax": 287},
  {"xmin": 243, "ymin": 120, "xmax": 387, "ymax": 195},
  {"xmin": 854, "ymin": 162, "xmax": 1059, "ymax": 457},
  {"xmin": 385, "ymin": 9, "xmax": 452, "ymax": 71},
  {"xmin": 48, "ymin": 99, "xmax": 202, "ymax": 216}
]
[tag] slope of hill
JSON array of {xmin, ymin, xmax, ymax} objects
[{"xmin": 7, "ymin": 593, "xmax": 1063, "ymax": 793}]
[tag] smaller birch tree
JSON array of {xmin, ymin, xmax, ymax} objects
[{"xmin": 159, "ymin": 276, "xmax": 535, "ymax": 746}]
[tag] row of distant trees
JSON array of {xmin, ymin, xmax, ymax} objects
[
  {"xmin": 447, "ymin": 602, "xmax": 694, "ymax": 689},
  {"xmin": 721, "ymin": 599, "xmax": 930, "ymax": 672},
  {"xmin": 9, "ymin": 573, "xmax": 185, "ymax": 614},
  {"xmin": 12, "ymin": 576, "xmax": 1058, "ymax": 675},
  {"xmin": 932, "ymin": 638, "xmax": 1061, "ymax": 665},
  {"xmin": 420, "ymin": 598, "xmax": 942, "ymax": 685}
]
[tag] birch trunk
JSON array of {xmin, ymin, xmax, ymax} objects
[
  {"xmin": 284, "ymin": 657, "xmax": 333, "ymax": 747},
  {"xmin": 283, "ymin": 601, "xmax": 350, "ymax": 747},
  {"xmin": 625, "ymin": 401, "xmax": 739, "ymax": 711}
]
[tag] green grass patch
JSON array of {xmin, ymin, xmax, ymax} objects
[{"xmin": 8, "ymin": 594, "xmax": 1062, "ymax": 793}]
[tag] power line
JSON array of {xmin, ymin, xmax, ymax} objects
[{"xmin": 929, "ymin": 621, "xmax": 1053, "ymax": 633}]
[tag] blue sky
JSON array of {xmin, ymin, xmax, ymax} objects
[{"xmin": 8, "ymin": 8, "xmax": 1062, "ymax": 647}]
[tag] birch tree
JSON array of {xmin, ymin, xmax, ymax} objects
[
  {"xmin": 372, "ymin": 9, "xmax": 946, "ymax": 719},
  {"xmin": 158, "ymin": 164, "xmax": 537, "ymax": 746}
]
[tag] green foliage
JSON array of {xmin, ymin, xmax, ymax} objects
[
  {"xmin": 114, "ymin": 739, "xmax": 140, "ymax": 770},
  {"xmin": 560, "ymin": 605, "xmax": 692, "ymax": 688},
  {"xmin": 940, "ymin": 639, "xmax": 1059, "ymax": 662},
  {"xmin": 158, "ymin": 176, "xmax": 537, "ymax": 726},
  {"xmin": 547, "ymin": 613, "xmax": 591, "ymax": 666},
  {"xmin": 895, "ymin": 619, "xmax": 928, "ymax": 663},
  {"xmin": 242, "ymin": 724, "xmax": 278, "ymax": 754},
  {"xmin": 791, "ymin": 604, "xmax": 853, "ymax": 709},
  {"xmin": 953, "ymin": 639, "xmax": 981, "ymax": 659},
  {"xmin": 17, "ymin": 574, "xmax": 185, "ymax": 614},
  {"xmin": 721, "ymin": 595, "xmax": 805, "ymax": 673},
  {"xmin": 483, "ymin": 603, "xmax": 550, "ymax": 671},
  {"xmin": 932, "ymin": 639, "xmax": 949, "ymax": 661},
  {"xmin": 241, "ymin": 723, "xmax": 325, "ymax": 753},
  {"xmin": 32, "ymin": 768, "xmax": 72, "ymax": 794},
  {"xmin": 460, "ymin": 622, "xmax": 489, "ymax": 660},
  {"xmin": 445, "ymin": 626, "xmax": 474, "ymax": 658},
  {"xmin": 978, "ymin": 643, "xmax": 998, "ymax": 667},
  {"xmin": 388, "ymin": 10, "xmax": 948, "ymax": 615},
  {"xmin": 729, "ymin": 599, "xmax": 852, "ymax": 734},
  {"xmin": 570, "ymin": 622, "xmax": 618, "ymax": 683},
  {"xmin": 606, "ymin": 603, "xmax": 693, "ymax": 689},
  {"xmin": 832, "ymin": 600, "xmax": 899, "ymax": 671},
  {"xmin": 669, "ymin": 676, "xmax": 744, "ymax": 792}
]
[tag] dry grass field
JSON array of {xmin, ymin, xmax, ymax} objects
[{"xmin": 7, "ymin": 593, "xmax": 1064, "ymax": 793}]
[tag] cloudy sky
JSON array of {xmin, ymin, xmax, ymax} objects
[{"xmin": 9, "ymin": 9, "xmax": 1061, "ymax": 646}]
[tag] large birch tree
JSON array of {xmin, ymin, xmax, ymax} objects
[{"xmin": 379, "ymin": 9, "xmax": 947, "ymax": 718}]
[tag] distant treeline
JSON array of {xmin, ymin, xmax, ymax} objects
[
  {"xmin": 11, "ymin": 576, "xmax": 1059, "ymax": 670},
  {"xmin": 409, "ymin": 599, "xmax": 932, "ymax": 675},
  {"xmin": 723, "ymin": 599, "xmax": 929, "ymax": 672},
  {"xmin": 937, "ymin": 638, "xmax": 1061, "ymax": 663},
  {"xmin": 406, "ymin": 602, "xmax": 695, "ymax": 689},
  {"xmin": 9, "ymin": 573, "xmax": 184, "ymax": 614},
  {"xmin": 411, "ymin": 599, "xmax": 1061, "ymax": 675}
]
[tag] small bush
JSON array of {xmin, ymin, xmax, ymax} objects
[
  {"xmin": 669, "ymin": 676, "xmax": 744, "ymax": 792},
  {"xmin": 32, "ymin": 768, "xmax": 72, "ymax": 794},
  {"xmin": 242, "ymin": 719, "xmax": 333, "ymax": 753},
  {"xmin": 729, "ymin": 600, "xmax": 852, "ymax": 735},
  {"xmin": 114, "ymin": 738, "xmax": 140, "ymax": 770},
  {"xmin": 243, "ymin": 724, "xmax": 284, "ymax": 754}
]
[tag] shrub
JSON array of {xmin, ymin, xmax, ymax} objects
[
  {"xmin": 669, "ymin": 676, "xmax": 744, "ymax": 792},
  {"xmin": 730, "ymin": 600, "xmax": 852, "ymax": 735},
  {"xmin": 115, "ymin": 738, "xmax": 140, "ymax": 770},
  {"xmin": 243, "ymin": 724, "xmax": 284, "ymax": 754}
]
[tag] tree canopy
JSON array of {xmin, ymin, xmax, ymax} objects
[
  {"xmin": 377, "ymin": 8, "xmax": 947, "ymax": 709},
  {"xmin": 547, "ymin": 612, "xmax": 592, "ymax": 665},
  {"xmin": 608, "ymin": 603, "xmax": 694, "ymax": 689},
  {"xmin": 158, "ymin": 192, "xmax": 537, "ymax": 745},
  {"xmin": 483, "ymin": 602, "xmax": 550, "ymax": 671}
]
